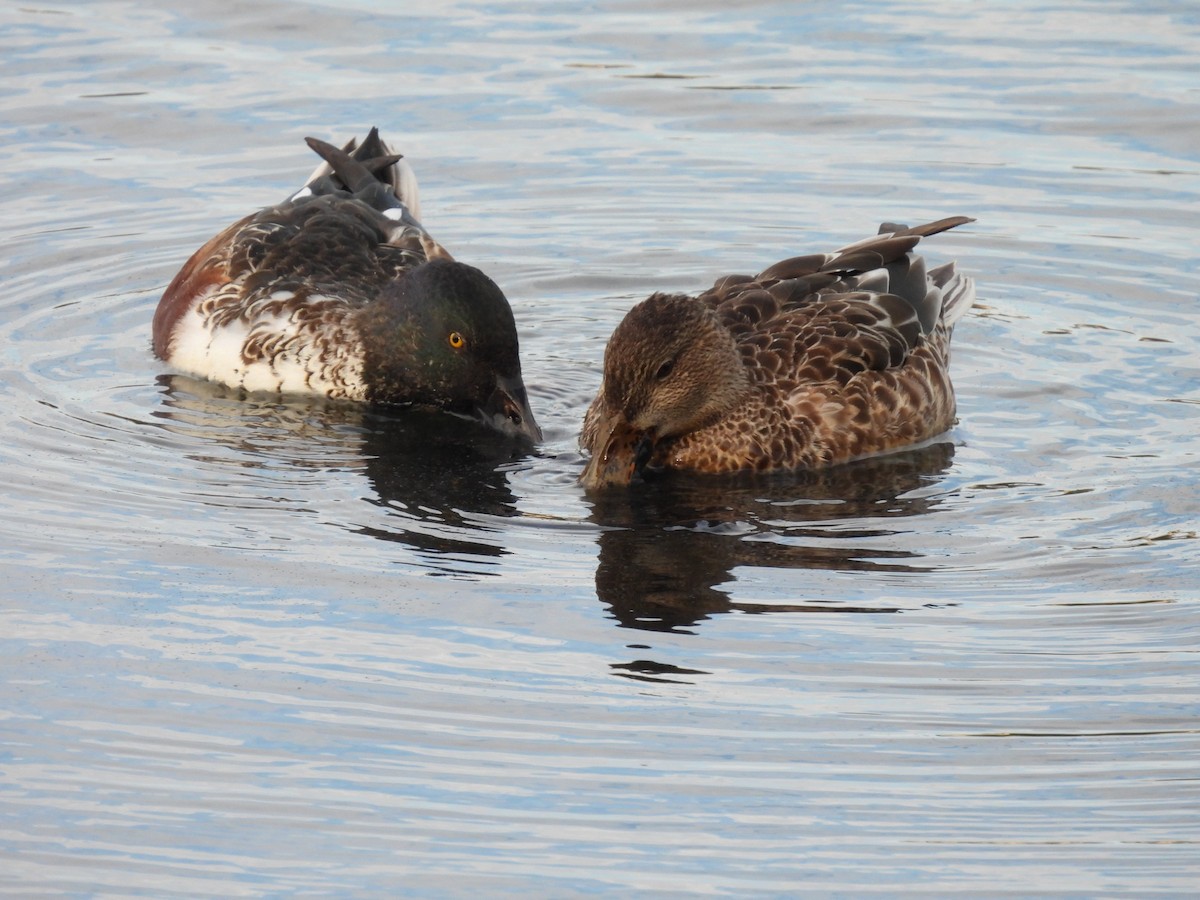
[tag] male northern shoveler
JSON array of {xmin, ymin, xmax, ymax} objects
[
  {"xmin": 580, "ymin": 217, "xmax": 975, "ymax": 487},
  {"xmin": 152, "ymin": 128, "xmax": 541, "ymax": 442}
]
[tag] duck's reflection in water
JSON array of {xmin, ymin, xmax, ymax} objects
[
  {"xmin": 586, "ymin": 442, "xmax": 956, "ymax": 634},
  {"xmin": 355, "ymin": 407, "xmax": 529, "ymax": 564},
  {"xmin": 153, "ymin": 375, "xmax": 533, "ymax": 569}
]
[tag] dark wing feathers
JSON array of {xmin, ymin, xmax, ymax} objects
[
  {"xmin": 889, "ymin": 215, "xmax": 974, "ymax": 238},
  {"xmin": 883, "ymin": 253, "xmax": 936, "ymax": 331},
  {"xmin": 230, "ymin": 200, "xmax": 423, "ymax": 302},
  {"xmin": 219, "ymin": 131, "xmax": 432, "ymax": 309},
  {"xmin": 693, "ymin": 216, "xmax": 973, "ymax": 390},
  {"xmin": 825, "ymin": 236, "xmax": 922, "ymax": 274},
  {"xmin": 192, "ymin": 174, "xmax": 428, "ymax": 331},
  {"xmin": 754, "ymin": 253, "xmax": 834, "ymax": 282},
  {"xmin": 153, "ymin": 127, "xmax": 435, "ymax": 357}
]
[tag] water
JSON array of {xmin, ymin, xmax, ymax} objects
[{"xmin": 3, "ymin": 0, "xmax": 1198, "ymax": 894}]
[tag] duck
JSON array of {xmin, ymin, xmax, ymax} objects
[
  {"xmin": 152, "ymin": 128, "xmax": 541, "ymax": 442},
  {"xmin": 580, "ymin": 216, "xmax": 975, "ymax": 488}
]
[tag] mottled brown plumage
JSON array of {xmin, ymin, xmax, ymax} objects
[{"xmin": 580, "ymin": 217, "xmax": 975, "ymax": 487}]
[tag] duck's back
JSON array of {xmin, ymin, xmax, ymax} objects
[
  {"xmin": 152, "ymin": 132, "xmax": 435, "ymax": 399},
  {"xmin": 663, "ymin": 220, "xmax": 975, "ymax": 472}
]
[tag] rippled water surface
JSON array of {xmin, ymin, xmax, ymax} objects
[{"xmin": 3, "ymin": 0, "xmax": 1198, "ymax": 894}]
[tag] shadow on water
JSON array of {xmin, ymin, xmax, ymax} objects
[
  {"xmin": 153, "ymin": 375, "xmax": 534, "ymax": 567},
  {"xmin": 585, "ymin": 442, "xmax": 957, "ymax": 635},
  {"xmin": 355, "ymin": 409, "xmax": 528, "ymax": 563}
]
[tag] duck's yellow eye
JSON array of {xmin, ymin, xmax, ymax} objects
[{"xmin": 448, "ymin": 331, "xmax": 465, "ymax": 349}]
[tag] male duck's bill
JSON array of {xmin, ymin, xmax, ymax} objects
[
  {"xmin": 152, "ymin": 128, "xmax": 540, "ymax": 443},
  {"xmin": 580, "ymin": 216, "xmax": 975, "ymax": 488}
]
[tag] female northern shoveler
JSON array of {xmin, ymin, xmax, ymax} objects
[
  {"xmin": 580, "ymin": 217, "xmax": 975, "ymax": 487},
  {"xmin": 152, "ymin": 128, "xmax": 541, "ymax": 442}
]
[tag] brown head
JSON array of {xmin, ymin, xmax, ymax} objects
[{"xmin": 580, "ymin": 293, "xmax": 748, "ymax": 488}]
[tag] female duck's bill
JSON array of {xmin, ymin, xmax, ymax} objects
[
  {"xmin": 152, "ymin": 128, "xmax": 540, "ymax": 444},
  {"xmin": 579, "ymin": 217, "xmax": 975, "ymax": 488}
]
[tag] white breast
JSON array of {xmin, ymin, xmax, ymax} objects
[{"xmin": 167, "ymin": 288, "xmax": 368, "ymax": 399}]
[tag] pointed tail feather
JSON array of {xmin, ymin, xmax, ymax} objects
[
  {"xmin": 301, "ymin": 128, "xmax": 423, "ymax": 222},
  {"xmin": 879, "ymin": 216, "xmax": 975, "ymax": 238},
  {"xmin": 304, "ymin": 136, "xmax": 397, "ymax": 193},
  {"xmin": 349, "ymin": 127, "xmax": 422, "ymax": 220}
]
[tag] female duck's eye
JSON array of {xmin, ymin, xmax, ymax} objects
[
  {"xmin": 448, "ymin": 332, "xmax": 465, "ymax": 349},
  {"xmin": 654, "ymin": 358, "xmax": 675, "ymax": 380}
]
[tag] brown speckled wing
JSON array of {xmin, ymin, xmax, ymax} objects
[
  {"xmin": 655, "ymin": 222, "xmax": 971, "ymax": 473},
  {"xmin": 734, "ymin": 294, "xmax": 922, "ymax": 388},
  {"xmin": 656, "ymin": 291, "xmax": 949, "ymax": 473}
]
